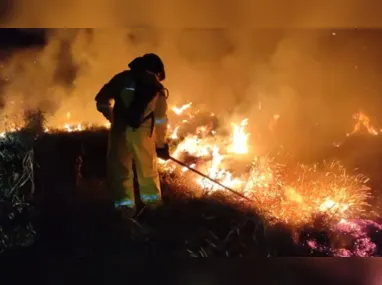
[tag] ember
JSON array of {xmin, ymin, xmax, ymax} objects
[{"xmin": 305, "ymin": 219, "xmax": 382, "ymax": 257}]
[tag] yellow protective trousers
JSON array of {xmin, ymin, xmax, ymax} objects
[{"xmin": 107, "ymin": 124, "xmax": 161, "ymax": 209}]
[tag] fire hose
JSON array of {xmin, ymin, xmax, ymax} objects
[{"xmin": 169, "ymin": 156, "xmax": 253, "ymax": 202}]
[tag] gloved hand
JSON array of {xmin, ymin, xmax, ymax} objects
[
  {"xmin": 96, "ymin": 103, "xmax": 113, "ymax": 122},
  {"xmin": 156, "ymin": 143, "xmax": 170, "ymax": 161}
]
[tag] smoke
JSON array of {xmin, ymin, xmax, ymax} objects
[
  {"xmin": 2, "ymin": 1, "xmax": 382, "ymax": 28},
  {"xmin": 1, "ymin": 27, "xmax": 382, "ymax": 159}
]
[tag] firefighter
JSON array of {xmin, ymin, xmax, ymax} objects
[{"xmin": 95, "ymin": 53, "xmax": 170, "ymax": 216}]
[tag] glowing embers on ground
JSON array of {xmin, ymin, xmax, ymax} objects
[
  {"xmin": 265, "ymin": 161, "xmax": 371, "ymax": 226},
  {"xmin": 305, "ymin": 218, "xmax": 382, "ymax": 257},
  {"xmin": 0, "ymin": 117, "xmax": 22, "ymax": 137},
  {"xmin": 48, "ymin": 112, "xmax": 111, "ymax": 133},
  {"xmin": 0, "ymin": 110, "xmax": 112, "ymax": 134}
]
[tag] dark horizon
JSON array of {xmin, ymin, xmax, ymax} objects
[
  {"xmin": 2, "ymin": 27, "xmax": 382, "ymax": 49},
  {"xmin": 0, "ymin": 28, "xmax": 46, "ymax": 48}
]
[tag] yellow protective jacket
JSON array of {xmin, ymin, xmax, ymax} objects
[
  {"xmin": 95, "ymin": 70, "xmax": 168, "ymax": 147},
  {"xmin": 95, "ymin": 70, "xmax": 168, "ymax": 207}
]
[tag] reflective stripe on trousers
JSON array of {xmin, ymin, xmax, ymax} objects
[
  {"xmin": 141, "ymin": 193, "xmax": 161, "ymax": 204},
  {"xmin": 114, "ymin": 193, "xmax": 160, "ymax": 208},
  {"xmin": 114, "ymin": 199, "xmax": 134, "ymax": 208}
]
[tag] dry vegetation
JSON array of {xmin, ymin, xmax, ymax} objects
[{"xmin": 1, "ymin": 111, "xmax": 381, "ymax": 257}]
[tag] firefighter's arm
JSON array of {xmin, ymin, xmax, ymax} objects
[
  {"xmin": 95, "ymin": 72, "xmax": 125, "ymax": 121},
  {"xmin": 154, "ymin": 92, "xmax": 168, "ymax": 148},
  {"xmin": 95, "ymin": 83, "xmax": 113, "ymax": 121}
]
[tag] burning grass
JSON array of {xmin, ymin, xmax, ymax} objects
[
  {"xmin": 1, "ymin": 104, "xmax": 381, "ymax": 257},
  {"xmin": 155, "ymin": 104, "xmax": 373, "ymax": 228}
]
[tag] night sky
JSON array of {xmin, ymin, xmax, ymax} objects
[{"xmin": 0, "ymin": 28, "xmax": 46, "ymax": 48}]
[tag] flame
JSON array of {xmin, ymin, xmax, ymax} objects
[
  {"xmin": 284, "ymin": 186, "xmax": 303, "ymax": 204},
  {"xmin": 348, "ymin": 111, "xmax": 379, "ymax": 136},
  {"xmin": 171, "ymin": 102, "xmax": 192, "ymax": 115},
  {"xmin": 181, "ymin": 163, "xmax": 196, "ymax": 173},
  {"xmin": 170, "ymin": 126, "xmax": 180, "ymax": 140},
  {"xmin": 228, "ymin": 119, "xmax": 250, "ymax": 154},
  {"xmin": 155, "ymin": 105, "xmax": 371, "ymax": 226},
  {"xmin": 0, "ymin": 101, "xmax": 373, "ymax": 228}
]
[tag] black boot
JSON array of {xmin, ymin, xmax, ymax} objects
[{"xmin": 116, "ymin": 206, "xmax": 137, "ymax": 220}]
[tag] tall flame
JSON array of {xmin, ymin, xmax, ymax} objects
[{"xmin": 229, "ymin": 118, "xmax": 250, "ymax": 154}]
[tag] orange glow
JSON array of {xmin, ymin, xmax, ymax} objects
[{"xmin": 0, "ymin": 102, "xmax": 372, "ymax": 227}]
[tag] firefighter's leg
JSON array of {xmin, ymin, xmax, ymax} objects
[
  {"xmin": 127, "ymin": 127, "xmax": 161, "ymax": 205},
  {"xmin": 107, "ymin": 126, "xmax": 135, "ymax": 208}
]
